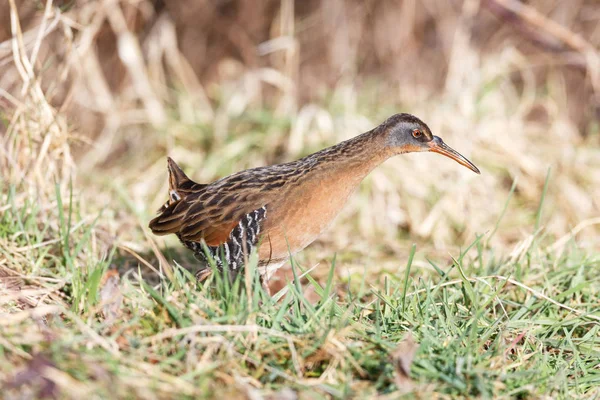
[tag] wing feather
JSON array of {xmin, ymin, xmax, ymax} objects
[
  {"xmin": 149, "ymin": 157, "xmax": 288, "ymax": 246},
  {"xmin": 150, "ymin": 188, "xmax": 271, "ymax": 246}
]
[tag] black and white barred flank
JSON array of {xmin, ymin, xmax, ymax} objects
[{"xmin": 181, "ymin": 206, "xmax": 267, "ymax": 278}]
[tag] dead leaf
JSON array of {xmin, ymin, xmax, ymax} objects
[
  {"xmin": 390, "ymin": 332, "xmax": 418, "ymax": 393},
  {"xmin": 6, "ymin": 354, "xmax": 58, "ymax": 399},
  {"xmin": 100, "ymin": 270, "xmax": 123, "ymax": 324}
]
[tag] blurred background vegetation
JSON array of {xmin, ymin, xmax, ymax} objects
[
  {"xmin": 1, "ymin": 0, "xmax": 600, "ymax": 398},
  {"xmin": 2, "ymin": 0, "xmax": 599, "ymax": 270}
]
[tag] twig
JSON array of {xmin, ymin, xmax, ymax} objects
[
  {"xmin": 119, "ymin": 244, "xmax": 164, "ymax": 278},
  {"xmin": 142, "ymin": 323, "xmax": 296, "ymax": 344},
  {"xmin": 140, "ymin": 224, "xmax": 175, "ymax": 283}
]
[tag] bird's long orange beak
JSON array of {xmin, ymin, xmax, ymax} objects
[{"xmin": 428, "ymin": 136, "xmax": 480, "ymax": 174}]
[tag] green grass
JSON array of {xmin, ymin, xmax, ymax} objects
[{"xmin": 1, "ymin": 183, "xmax": 599, "ymax": 399}]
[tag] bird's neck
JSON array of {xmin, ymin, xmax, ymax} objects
[
  {"xmin": 312, "ymin": 129, "xmax": 391, "ymax": 185},
  {"xmin": 268, "ymin": 129, "xmax": 392, "ymax": 256}
]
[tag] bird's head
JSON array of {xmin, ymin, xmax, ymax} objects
[{"xmin": 381, "ymin": 113, "xmax": 480, "ymax": 174}]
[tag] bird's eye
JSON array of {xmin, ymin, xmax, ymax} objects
[{"xmin": 412, "ymin": 129, "xmax": 422, "ymax": 138}]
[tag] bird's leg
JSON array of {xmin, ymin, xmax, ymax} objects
[{"xmin": 260, "ymin": 274, "xmax": 271, "ymax": 297}]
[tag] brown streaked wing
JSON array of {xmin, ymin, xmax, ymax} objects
[
  {"xmin": 149, "ymin": 199, "xmax": 191, "ymax": 234},
  {"xmin": 176, "ymin": 188, "xmax": 273, "ymax": 247},
  {"xmin": 151, "ymin": 162, "xmax": 293, "ymax": 246}
]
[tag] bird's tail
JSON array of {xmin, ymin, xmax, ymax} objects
[
  {"xmin": 166, "ymin": 157, "xmax": 194, "ymax": 205},
  {"xmin": 149, "ymin": 157, "xmax": 205, "ymax": 235}
]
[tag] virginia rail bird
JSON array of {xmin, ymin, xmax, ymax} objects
[{"xmin": 149, "ymin": 113, "xmax": 479, "ymax": 291}]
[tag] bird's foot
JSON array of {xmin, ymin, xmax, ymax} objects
[{"xmin": 196, "ymin": 267, "xmax": 212, "ymax": 282}]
